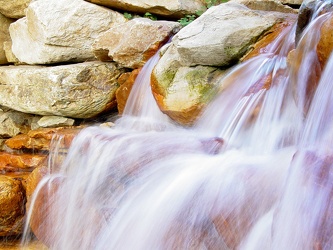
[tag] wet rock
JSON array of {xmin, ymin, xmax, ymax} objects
[
  {"xmin": 9, "ymin": 0, "xmax": 126, "ymax": 64},
  {"xmin": 85, "ymin": 0, "xmax": 205, "ymax": 19},
  {"xmin": 0, "ymin": 152, "xmax": 46, "ymax": 173},
  {"xmin": 151, "ymin": 43, "xmax": 226, "ymax": 125},
  {"xmin": 296, "ymin": 0, "xmax": 333, "ymax": 45},
  {"xmin": 92, "ymin": 18, "xmax": 181, "ymax": 69},
  {"xmin": 5, "ymin": 127, "xmax": 83, "ymax": 151},
  {"xmin": 0, "ymin": 175, "xmax": 25, "ymax": 236},
  {"xmin": 316, "ymin": 13, "xmax": 333, "ymax": 69},
  {"xmin": 116, "ymin": 68, "xmax": 142, "ymax": 114},
  {"xmin": 0, "ymin": 0, "xmax": 32, "ymax": 18},
  {"xmin": 171, "ymin": 2, "xmax": 282, "ymax": 67},
  {"xmin": 0, "ymin": 13, "xmax": 14, "ymax": 65},
  {"xmin": 0, "ymin": 62, "xmax": 124, "ymax": 118}
]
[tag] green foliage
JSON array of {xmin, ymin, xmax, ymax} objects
[
  {"xmin": 178, "ymin": 14, "xmax": 197, "ymax": 27},
  {"xmin": 144, "ymin": 12, "xmax": 158, "ymax": 20},
  {"xmin": 124, "ymin": 12, "xmax": 133, "ymax": 20}
]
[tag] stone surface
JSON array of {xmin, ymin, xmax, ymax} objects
[
  {"xmin": 0, "ymin": 175, "xmax": 25, "ymax": 236},
  {"xmin": 37, "ymin": 116, "xmax": 75, "ymax": 128},
  {"xmin": 9, "ymin": 0, "xmax": 126, "ymax": 65},
  {"xmin": 231, "ymin": 0, "xmax": 298, "ymax": 13},
  {"xmin": 152, "ymin": 44, "xmax": 226, "ymax": 125},
  {"xmin": 317, "ymin": 14, "xmax": 333, "ymax": 69},
  {"xmin": 171, "ymin": 2, "xmax": 283, "ymax": 67},
  {"xmin": 116, "ymin": 68, "xmax": 142, "ymax": 114},
  {"xmin": 85, "ymin": 0, "xmax": 206, "ymax": 18},
  {"xmin": 0, "ymin": 0, "xmax": 32, "ymax": 18},
  {"xmin": 280, "ymin": 0, "xmax": 303, "ymax": 5},
  {"xmin": 3, "ymin": 41, "xmax": 19, "ymax": 64},
  {"xmin": 0, "ymin": 13, "xmax": 14, "ymax": 65},
  {"xmin": 0, "ymin": 152, "xmax": 46, "ymax": 173},
  {"xmin": 92, "ymin": 18, "xmax": 181, "ymax": 69},
  {"xmin": 0, "ymin": 62, "xmax": 124, "ymax": 118},
  {"xmin": 5, "ymin": 127, "xmax": 83, "ymax": 151},
  {"xmin": 0, "ymin": 109, "xmax": 38, "ymax": 138}
]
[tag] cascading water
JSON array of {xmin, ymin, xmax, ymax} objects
[{"xmin": 23, "ymin": 2, "xmax": 333, "ymax": 249}]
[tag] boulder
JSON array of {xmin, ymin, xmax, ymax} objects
[
  {"xmin": 171, "ymin": 2, "xmax": 283, "ymax": 67},
  {"xmin": 152, "ymin": 44, "xmax": 226, "ymax": 125},
  {"xmin": 9, "ymin": 0, "xmax": 126, "ymax": 65},
  {"xmin": 92, "ymin": 18, "xmax": 181, "ymax": 68},
  {"xmin": 0, "ymin": 0, "xmax": 32, "ymax": 18},
  {"xmin": 0, "ymin": 13, "xmax": 14, "ymax": 65},
  {"xmin": 316, "ymin": 13, "xmax": 333, "ymax": 69},
  {"xmin": 231, "ymin": 0, "xmax": 298, "ymax": 13},
  {"xmin": 85, "ymin": 0, "xmax": 206, "ymax": 18},
  {"xmin": 0, "ymin": 175, "xmax": 25, "ymax": 236},
  {"xmin": 0, "ymin": 62, "xmax": 124, "ymax": 118}
]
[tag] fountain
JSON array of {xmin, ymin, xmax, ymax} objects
[{"xmin": 23, "ymin": 1, "xmax": 333, "ymax": 249}]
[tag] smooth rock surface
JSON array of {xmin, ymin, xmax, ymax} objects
[
  {"xmin": 85, "ymin": 0, "xmax": 206, "ymax": 18},
  {"xmin": 0, "ymin": 62, "xmax": 124, "ymax": 118},
  {"xmin": 10, "ymin": 0, "xmax": 126, "ymax": 64},
  {"xmin": 172, "ymin": 2, "xmax": 282, "ymax": 67},
  {"xmin": 93, "ymin": 18, "xmax": 181, "ymax": 68}
]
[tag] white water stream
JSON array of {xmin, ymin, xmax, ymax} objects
[{"xmin": 24, "ymin": 2, "xmax": 333, "ymax": 249}]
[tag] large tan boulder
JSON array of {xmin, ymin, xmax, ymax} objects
[
  {"xmin": 172, "ymin": 2, "xmax": 283, "ymax": 67},
  {"xmin": 0, "ymin": 0, "xmax": 32, "ymax": 18},
  {"xmin": 85, "ymin": 0, "xmax": 205, "ymax": 18},
  {"xmin": 9, "ymin": 0, "xmax": 126, "ymax": 65},
  {"xmin": 0, "ymin": 152, "xmax": 46, "ymax": 172},
  {"xmin": 92, "ymin": 18, "xmax": 181, "ymax": 69},
  {"xmin": 0, "ymin": 175, "xmax": 25, "ymax": 236},
  {"xmin": 0, "ymin": 62, "xmax": 124, "ymax": 118},
  {"xmin": 0, "ymin": 13, "xmax": 14, "ymax": 65}
]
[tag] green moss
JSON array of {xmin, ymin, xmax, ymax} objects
[
  {"xmin": 158, "ymin": 69, "xmax": 177, "ymax": 96},
  {"xmin": 185, "ymin": 66, "xmax": 221, "ymax": 103}
]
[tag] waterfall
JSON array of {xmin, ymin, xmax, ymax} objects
[{"xmin": 23, "ymin": 2, "xmax": 333, "ymax": 249}]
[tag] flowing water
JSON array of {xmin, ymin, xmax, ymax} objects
[{"xmin": 23, "ymin": 2, "xmax": 333, "ymax": 249}]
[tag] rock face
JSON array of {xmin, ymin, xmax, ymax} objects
[
  {"xmin": 116, "ymin": 68, "xmax": 142, "ymax": 114},
  {"xmin": 0, "ymin": 13, "xmax": 14, "ymax": 65},
  {"xmin": 152, "ymin": 48, "xmax": 226, "ymax": 125},
  {"xmin": 0, "ymin": 0, "xmax": 32, "ymax": 18},
  {"xmin": 0, "ymin": 175, "xmax": 25, "ymax": 236},
  {"xmin": 92, "ymin": 18, "xmax": 181, "ymax": 69},
  {"xmin": 9, "ymin": 0, "xmax": 126, "ymax": 65},
  {"xmin": 151, "ymin": 2, "xmax": 290, "ymax": 125},
  {"xmin": 231, "ymin": 0, "xmax": 298, "ymax": 13},
  {"xmin": 317, "ymin": 14, "xmax": 333, "ymax": 69},
  {"xmin": 0, "ymin": 109, "xmax": 38, "ymax": 138},
  {"xmin": 0, "ymin": 62, "xmax": 124, "ymax": 118},
  {"xmin": 85, "ymin": 0, "xmax": 206, "ymax": 18},
  {"xmin": 171, "ymin": 2, "xmax": 282, "ymax": 67}
]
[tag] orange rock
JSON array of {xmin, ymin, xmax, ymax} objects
[
  {"xmin": 116, "ymin": 68, "xmax": 142, "ymax": 114},
  {"xmin": 0, "ymin": 175, "xmax": 25, "ymax": 236},
  {"xmin": 242, "ymin": 18, "xmax": 296, "ymax": 62},
  {"xmin": 0, "ymin": 152, "xmax": 46, "ymax": 173},
  {"xmin": 317, "ymin": 14, "xmax": 333, "ymax": 69},
  {"xmin": 5, "ymin": 126, "xmax": 83, "ymax": 151}
]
